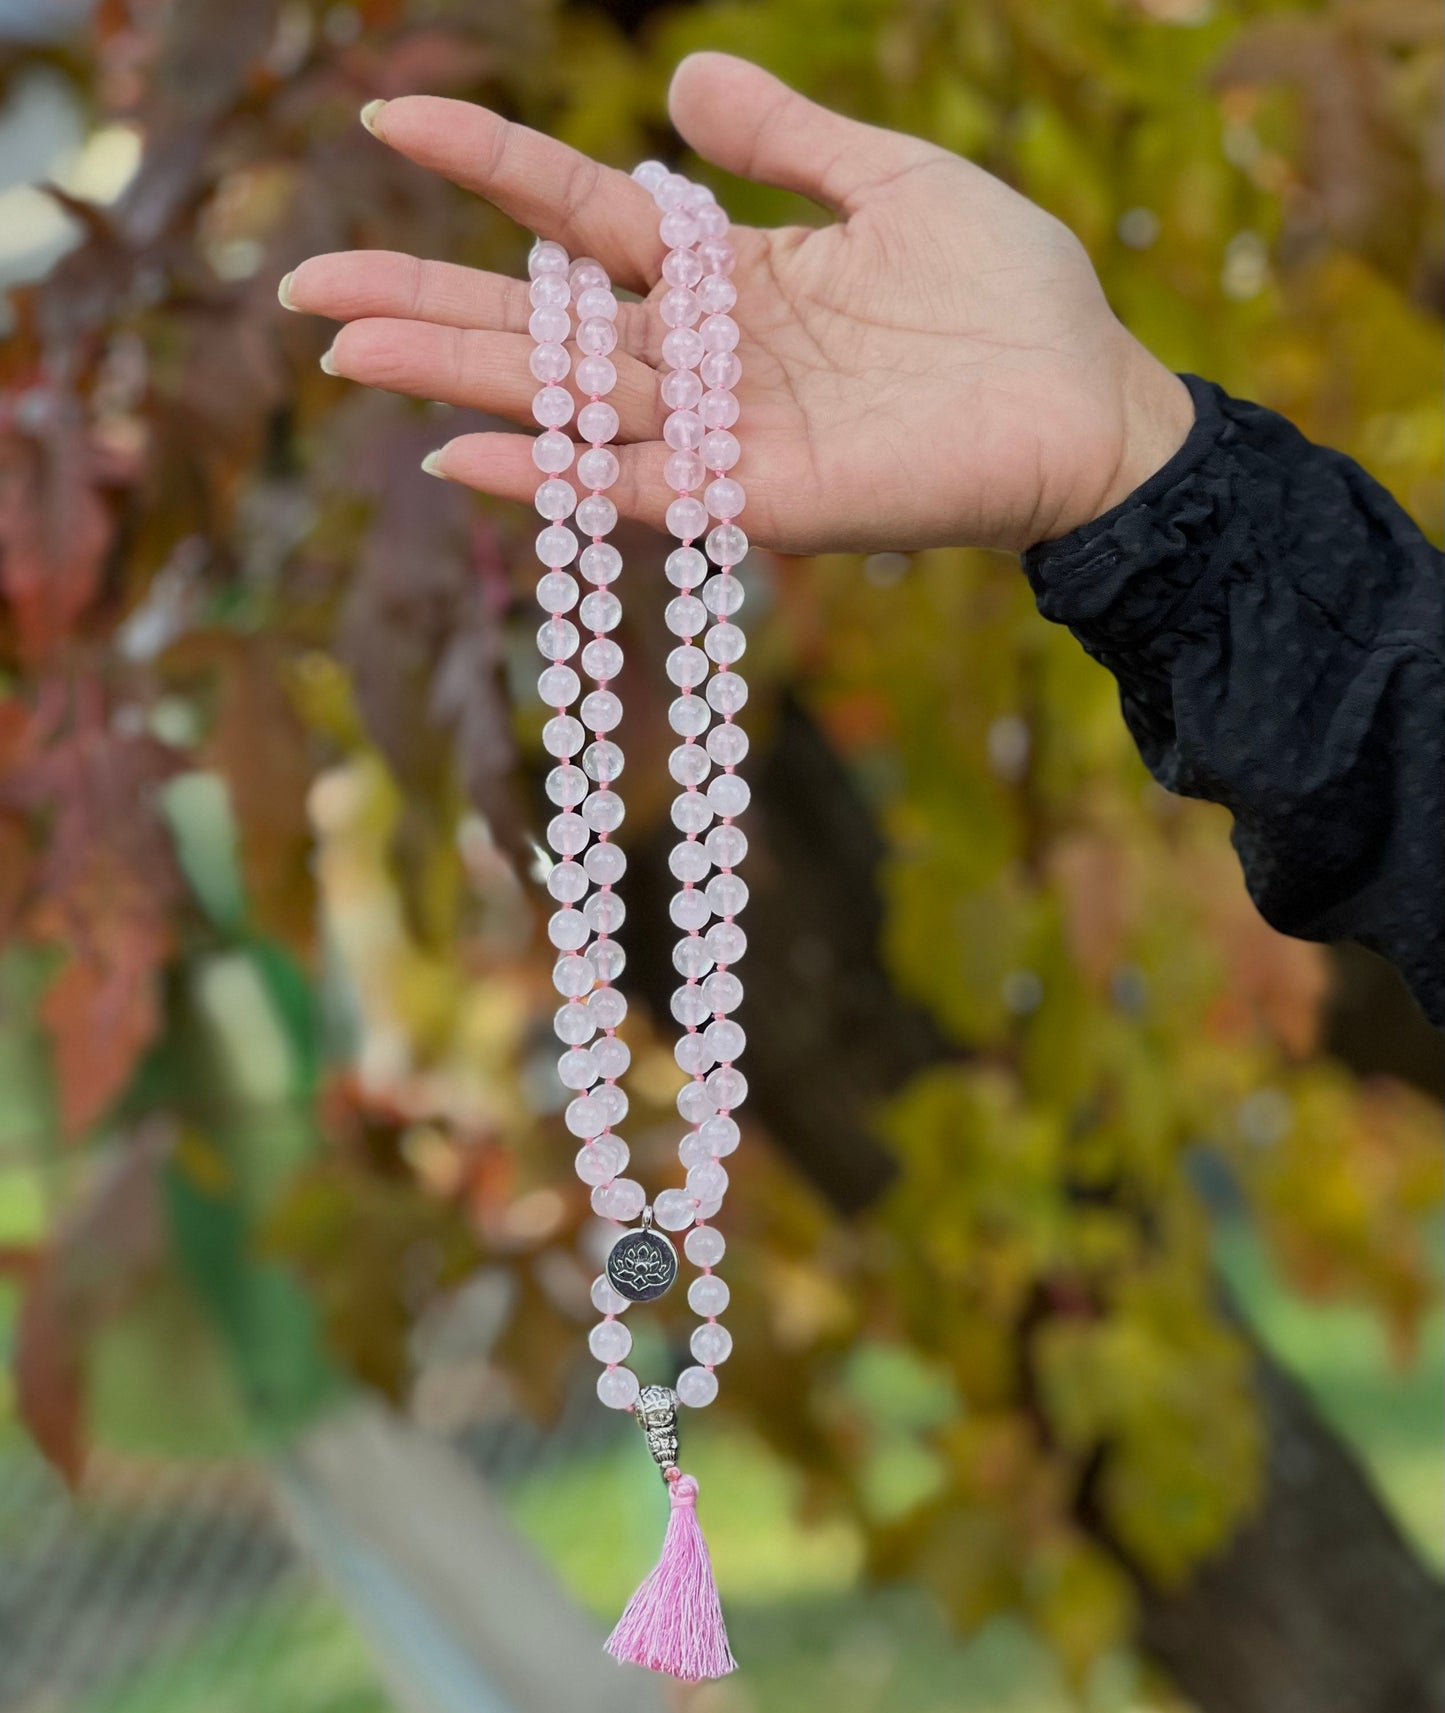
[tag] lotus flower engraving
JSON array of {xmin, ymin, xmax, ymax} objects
[{"xmin": 606, "ymin": 1229, "xmax": 679, "ymax": 1303}]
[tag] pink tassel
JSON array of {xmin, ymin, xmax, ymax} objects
[{"xmin": 605, "ymin": 1471, "xmax": 737, "ymax": 1681}]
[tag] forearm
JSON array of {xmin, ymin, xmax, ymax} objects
[{"xmin": 1022, "ymin": 374, "xmax": 1445, "ymax": 1022}]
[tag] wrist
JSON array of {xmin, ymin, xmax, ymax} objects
[{"xmin": 1093, "ymin": 344, "xmax": 1195, "ymax": 523}]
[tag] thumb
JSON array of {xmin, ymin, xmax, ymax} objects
[{"xmin": 667, "ymin": 53, "xmax": 936, "ymax": 215}]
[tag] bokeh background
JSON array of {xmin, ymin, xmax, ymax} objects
[{"xmin": 0, "ymin": 2, "xmax": 1440, "ymax": 1711}]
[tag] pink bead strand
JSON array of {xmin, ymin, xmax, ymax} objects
[{"xmin": 529, "ymin": 238, "xmax": 641, "ymax": 1413}]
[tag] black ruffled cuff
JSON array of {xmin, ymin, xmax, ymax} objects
[{"xmin": 1020, "ymin": 374, "xmax": 1256, "ymax": 654}]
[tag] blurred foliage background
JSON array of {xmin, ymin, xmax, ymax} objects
[{"xmin": 0, "ymin": 0, "xmax": 1440, "ymax": 1710}]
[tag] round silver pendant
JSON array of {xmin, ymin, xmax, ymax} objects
[{"xmin": 606, "ymin": 1226, "xmax": 679, "ymax": 1303}]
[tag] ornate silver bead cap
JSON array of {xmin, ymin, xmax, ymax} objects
[{"xmin": 634, "ymin": 1384, "xmax": 680, "ymax": 1476}]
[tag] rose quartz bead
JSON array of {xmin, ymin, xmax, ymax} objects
[
  {"xmin": 697, "ymin": 238, "xmax": 736, "ymax": 276},
  {"xmin": 568, "ymin": 257, "xmax": 609, "ymax": 291},
  {"xmin": 534, "ymin": 479, "xmax": 578, "ymax": 522},
  {"xmin": 691, "ymin": 1323, "xmax": 732, "ymax": 1365},
  {"xmin": 659, "ymin": 211, "xmax": 699, "ymax": 249},
  {"xmin": 704, "ymin": 621, "xmax": 746, "ymax": 665},
  {"xmin": 585, "ymin": 925, "xmax": 626, "ymax": 979},
  {"xmin": 660, "ymin": 288, "xmax": 701, "ymax": 328},
  {"xmin": 542, "ymin": 714, "xmax": 584, "ymax": 757},
  {"xmin": 535, "ymin": 571, "xmax": 577, "ymax": 611},
  {"xmin": 597, "ymin": 1366, "xmax": 640, "ymax": 1409},
  {"xmin": 632, "ymin": 159, "xmax": 668, "ymax": 192},
  {"xmin": 575, "ymin": 355, "xmax": 616, "ymax": 396},
  {"xmin": 664, "ymin": 590, "xmax": 704, "ymax": 642},
  {"xmin": 682, "ymin": 181, "xmax": 716, "ymax": 212},
  {"xmin": 554, "ymin": 1034, "xmax": 595, "ymax": 1075},
  {"xmin": 576, "ymin": 1140, "xmax": 627, "ymax": 1185},
  {"xmin": 707, "ymin": 673, "xmax": 749, "ymax": 716},
  {"xmin": 665, "ymin": 546, "xmax": 707, "ymax": 587},
  {"xmin": 577, "ymin": 401, "xmax": 619, "ymax": 444},
  {"xmin": 701, "ymin": 351, "xmax": 742, "ymax": 390},
  {"xmin": 669, "ymin": 694, "xmax": 710, "ymax": 737},
  {"xmin": 699, "ymin": 1112, "xmax": 741, "ymax": 1154},
  {"xmin": 661, "ymin": 369, "xmax": 703, "ymax": 410},
  {"xmin": 661, "ymin": 327, "xmax": 704, "ymax": 371},
  {"xmin": 528, "ymin": 239, "xmax": 569, "ymax": 279},
  {"xmin": 677, "ymin": 1366, "xmax": 718, "ymax": 1407},
  {"xmin": 591, "ymin": 1274, "xmax": 630, "ymax": 1315},
  {"xmin": 529, "ymin": 305, "xmax": 570, "ymax": 343},
  {"xmin": 665, "ymin": 450, "xmax": 705, "ymax": 492},
  {"xmin": 549, "ymin": 906, "xmax": 589, "ymax": 950},
  {"xmin": 702, "ymin": 574, "xmax": 743, "ymax": 616},
  {"xmin": 533, "ymin": 429, "xmax": 575, "ymax": 472},
  {"xmin": 706, "ymin": 523, "xmax": 748, "ymax": 565},
  {"xmin": 589, "ymin": 1319, "xmax": 632, "ymax": 1363},
  {"xmin": 699, "ymin": 314, "xmax": 739, "ymax": 353},
  {"xmin": 582, "ymin": 637, "xmax": 623, "ymax": 679},
  {"xmin": 699, "ymin": 389, "xmax": 739, "ymax": 430},
  {"xmin": 707, "ymin": 774, "xmax": 750, "ymax": 819},
  {"xmin": 654, "ymin": 1187, "xmax": 697, "ymax": 1231},
  {"xmin": 529, "ymin": 342, "xmax": 571, "ymax": 383},
  {"xmin": 579, "ymin": 542, "xmax": 622, "ymax": 583},
  {"xmin": 655, "ymin": 172, "xmax": 691, "ymax": 211},
  {"xmin": 577, "ymin": 317, "xmax": 618, "ymax": 356},
  {"xmin": 663, "ymin": 411, "xmax": 704, "ymax": 452},
  {"xmin": 668, "ymin": 743, "xmax": 710, "ymax": 787},
  {"xmin": 574, "ymin": 286, "xmax": 617, "ymax": 321},
  {"xmin": 701, "ymin": 430, "xmax": 740, "ymax": 471},
  {"xmin": 529, "ymin": 274, "xmax": 569, "ymax": 308},
  {"xmin": 670, "ymin": 841, "xmax": 711, "ymax": 883},
  {"xmin": 695, "ymin": 202, "xmax": 730, "ymax": 241},
  {"xmin": 706, "ymin": 824, "xmax": 748, "ymax": 870},
  {"xmin": 576, "ymin": 494, "xmax": 617, "ymax": 536},
  {"xmin": 535, "ymin": 526, "xmax": 579, "ymax": 568},
  {"xmin": 697, "ymin": 274, "xmax": 737, "ymax": 314},
  {"xmin": 705, "ymin": 477, "xmax": 746, "ymax": 518},
  {"xmin": 580, "ymin": 596, "xmax": 621, "ymax": 639},
  {"xmin": 580, "ymin": 690, "xmax": 621, "ymax": 732},
  {"xmin": 532, "ymin": 386, "xmax": 574, "ymax": 429},
  {"xmin": 666, "ymin": 645, "xmax": 708, "ymax": 688},
  {"xmin": 591, "ymin": 1176, "xmax": 645, "ymax": 1220},
  {"xmin": 707, "ymin": 722, "xmax": 748, "ymax": 767},
  {"xmin": 537, "ymin": 665, "xmax": 578, "ymax": 705},
  {"xmin": 685, "ymin": 1225, "xmax": 726, "ymax": 1266},
  {"xmin": 576, "ymin": 446, "xmax": 619, "ymax": 490},
  {"xmin": 667, "ymin": 496, "xmax": 709, "ymax": 539},
  {"xmin": 662, "ymin": 248, "xmax": 704, "ymax": 289}
]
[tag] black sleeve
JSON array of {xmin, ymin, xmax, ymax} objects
[{"xmin": 1021, "ymin": 374, "xmax": 1444, "ymax": 1025}]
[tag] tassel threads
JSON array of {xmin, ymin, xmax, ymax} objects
[{"xmin": 604, "ymin": 1469, "xmax": 737, "ymax": 1682}]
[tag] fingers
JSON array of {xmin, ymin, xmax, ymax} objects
[
  {"xmin": 283, "ymin": 250, "xmax": 531, "ymax": 333},
  {"xmin": 363, "ymin": 97, "xmax": 662, "ymax": 292},
  {"xmin": 283, "ymin": 249, "xmax": 658, "ymax": 353},
  {"xmin": 667, "ymin": 52, "xmax": 938, "ymax": 215},
  {"xmin": 322, "ymin": 319, "xmax": 663, "ymax": 442},
  {"xmin": 425, "ymin": 431, "xmax": 670, "ymax": 530}
]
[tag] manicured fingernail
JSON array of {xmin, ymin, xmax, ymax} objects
[
  {"xmin": 319, "ymin": 344, "xmax": 339, "ymax": 375},
  {"xmin": 277, "ymin": 271, "xmax": 296, "ymax": 309},
  {"xmin": 421, "ymin": 450, "xmax": 449, "ymax": 479},
  {"xmin": 360, "ymin": 99, "xmax": 387, "ymax": 134}
]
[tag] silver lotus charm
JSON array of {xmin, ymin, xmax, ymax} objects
[
  {"xmin": 634, "ymin": 1384, "xmax": 680, "ymax": 1474},
  {"xmin": 606, "ymin": 1224, "xmax": 678, "ymax": 1303}
]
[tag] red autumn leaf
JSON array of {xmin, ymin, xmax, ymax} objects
[
  {"xmin": 40, "ymin": 906, "xmax": 172, "ymax": 1138},
  {"xmin": 0, "ymin": 403, "xmax": 117, "ymax": 665},
  {"xmin": 14, "ymin": 1249, "xmax": 86, "ymax": 1487},
  {"xmin": 3, "ymin": 719, "xmax": 184, "ymax": 1135},
  {"xmin": 11, "ymin": 1132, "xmax": 169, "ymax": 1482}
]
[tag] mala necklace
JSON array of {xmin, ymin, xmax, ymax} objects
[{"xmin": 528, "ymin": 162, "xmax": 747, "ymax": 1682}]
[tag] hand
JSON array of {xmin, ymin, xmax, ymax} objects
[{"xmin": 284, "ymin": 53, "xmax": 1193, "ymax": 554}]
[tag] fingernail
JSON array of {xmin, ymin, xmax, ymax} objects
[
  {"xmin": 360, "ymin": 99, "xmax": 387, "ymax": 134},
  {"xmin": 421, "ymin": 450, "xmax": 450, "ymax": 479},
  {"xmin": 277, "ymin": 270, "xmax": 296, "ymax": 309},
  {"xmin": 319, "ymin": 344, "xmax": 339, "ymax": 375}
]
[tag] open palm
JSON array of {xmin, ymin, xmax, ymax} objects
[{"xmin": 286, "ymin": 53, "xmax": 1190, "ymax": 555}]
